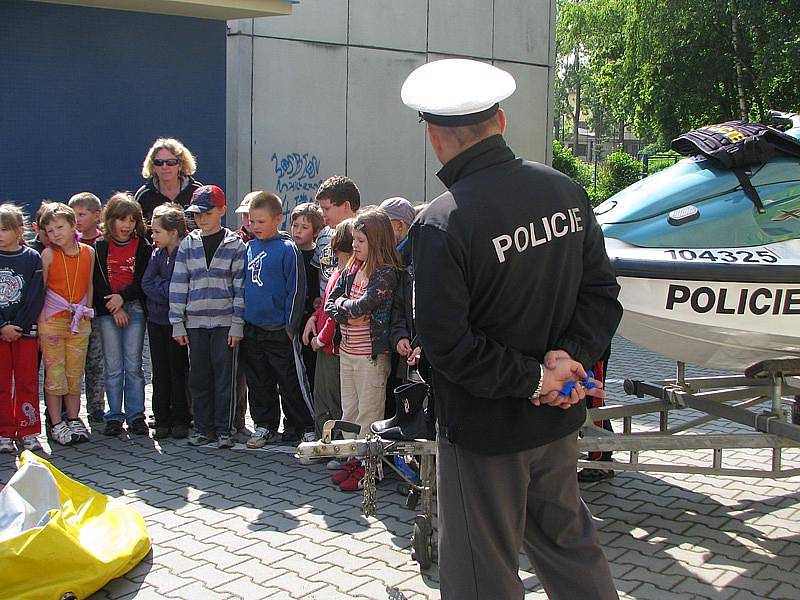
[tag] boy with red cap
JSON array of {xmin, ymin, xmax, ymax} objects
[{"xmin": 169, "ymin": 185, "xmax": 246, "ymax": 449}]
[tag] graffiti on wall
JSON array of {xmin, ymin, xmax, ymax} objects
[{"xmin": 271, "ymin": 152, "xmax": 323, "ymax": 227}]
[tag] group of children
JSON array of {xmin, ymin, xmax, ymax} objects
[{"xmin": 0, "ymin": 174, "xmax": 419, "ymax": 492}]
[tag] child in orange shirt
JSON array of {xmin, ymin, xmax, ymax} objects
[{"xmin": 39, "ymin": 203, "xmax": 95, "ymax": 446}]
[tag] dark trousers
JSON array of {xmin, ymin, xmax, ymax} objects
[
  {"xmin": 148, "ymin": 322, "xmax": 190, "ymax": 429},
  {"xmin": 187, "ymin": 327, "xmax": 235, "ymax": 436},
  {"xmin": 240, "ymin": 325, "xmax": 312, "ymax": 434},
  {"xmin": 300, "ymin": 342, "xmax": 317, "ymax": 395},
  {"xmin": 587, "ymin": 347, "xmax": 613, "ymax": 462},
  {"xmin": 437, "ymin": 433, "xmax": 618, "ymax": 600}
]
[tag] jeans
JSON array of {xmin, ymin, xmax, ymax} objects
[{"xmin": 99, "ymin": 301, "xmax": 146, "ymax": 424}]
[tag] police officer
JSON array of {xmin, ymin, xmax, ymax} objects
[{"xmin": 403, "ymin": 59, "xmax": 622, "ymax": 599}]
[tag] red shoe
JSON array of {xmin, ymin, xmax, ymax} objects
[
  {"xmin": 339, "ymin": 465, "xmax": 366, "ymax": 491},
  {"xmin": 331, "ymin": 458, "xmax": 360, "ymax": 485}
]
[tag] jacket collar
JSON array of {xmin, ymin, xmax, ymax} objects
[
  {"xmin": 152, "ymin": 175, "xmax": 191, "ymax": 194},
  {"xmin": 436, "ymin": 134, "xmax": 515, "ymax": 188},
  {"xmin": 188, "ymin": 227, "xmax": 238, "ymax": 244}
]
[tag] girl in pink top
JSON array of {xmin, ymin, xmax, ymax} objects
[{"xmin": 323, "ymin": 208, "xmax": 401, "ymax": 491}]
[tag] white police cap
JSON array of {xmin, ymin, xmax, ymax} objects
[{"xmin": 401, "ymin": 59, "xmax": 516, "ymax": 126}]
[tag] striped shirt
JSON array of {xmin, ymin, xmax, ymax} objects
[
  {"xmin": 340, "ymin": 276, "xmax": 371, "ymax": 356},
  {"xmin": 168, "ymin": 228, "xmax": 246, "ymax": 338}
]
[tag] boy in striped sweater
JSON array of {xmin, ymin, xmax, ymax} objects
[{"xmin": 169, "ymin": 185, "xmax": 246, "ymax": 448}]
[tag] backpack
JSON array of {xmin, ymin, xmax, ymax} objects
[{"xmin": 671, "ymin": 121, "xmax": 800, "ymax": 213}]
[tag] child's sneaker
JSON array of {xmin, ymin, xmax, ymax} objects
[
  {"xmin": 339, "ymin": 465, "xmax": 366, "ymax": 491},
  {"xmin": 102, "ymin": 421, "xmax": 123, "ymax": 437},
  {"xmin": 302, "ymin": 431, "xmax": 319, "ymax": 443},
  {"xmin": 217, "ymin": 433, "xmax": 234, "ymax": 449},
  {"xmin": 128, "ymin": 418, "xmax": 150, "ymax": 436},
  {"xmin": 280, "ymin": 429, "xmax": 301, "ymax": 445},
  {"xmin": 67, "ymin": 418, "xmax": 90, "ymax": 443},
  {"xmin": 246, "ymin": 426, "xmax": 277, "ymax": 449},
  {"xmin": 331, "ymin": 458, "xmax": 361, "ymax": 485},
  {"xmin": 20, "ymin": 434, "xmax": 42, "ymax": 451},
  {"xmin": 51, "ymin": 421, "xmax": 77, "ymax": 446},
  {"xmin": 0, "ymin": 437, "xmax": 15, "ymax": 453},
  {"xmin": 327, "ymin": 457, "xmax": 349, "ymax": 471},
  {"xmin": 233, "ymin": 426, "xmax": 252, "ymax": 444},
  {"xmin": 188, "ymin": 432, "xmax": 212, "ymax": 446}
]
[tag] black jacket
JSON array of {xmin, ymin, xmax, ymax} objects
[
  {"xmin": 389, "ymin": 264, "xmax": 414, "ymax": 375},
  {"xmin": 93, "ymin": 236, "xmax": 152, "ymax": 317},
  {"xmin": 411, "ymin": 135, "xmax": 622, "ymax": 455},
  {"xmin": 134, "ymin": 176, "xmax": 202, "ymax": 224}
]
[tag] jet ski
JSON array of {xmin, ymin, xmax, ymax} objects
[{"xmin": 596, "ymin": 111, "xmax": 800, "ymax": 372}]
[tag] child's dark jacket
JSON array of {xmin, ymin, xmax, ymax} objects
[
  {"xmin": 93, "ymin": 236, "xmax": 152, "ymax": 317},
  {"xmin": 141, "ymin": 246, "xmax": 178, "ymax": 325},
  {"xmin": 324, "ymin": 263, "xmax": 399, "ymax": 358}
]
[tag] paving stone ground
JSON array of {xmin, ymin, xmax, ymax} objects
[{"xmin": 2, "ymin": 335, "xmax": 799, "ymax": 599}]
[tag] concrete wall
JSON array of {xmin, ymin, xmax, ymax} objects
[
  {"xmin": 0, "ymin": 0, "xmax": 226, "ymax": 216},
  {"xmin": 226, "ymin": 0, "xmax": 555, "ymax": 223}
]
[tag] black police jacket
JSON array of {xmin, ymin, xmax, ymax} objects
[{"xmin": 411, "ymin": 135, "xmax": 622, "ymax": 455}]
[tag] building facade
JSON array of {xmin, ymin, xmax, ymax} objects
[{"xmin": 226, "ymin": 0, "xmax": 556, "ymax": 220}]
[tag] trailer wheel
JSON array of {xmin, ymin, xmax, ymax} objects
[{"xmin": 412, "ymin": 515, "xmax": 433, "ymax": 570}]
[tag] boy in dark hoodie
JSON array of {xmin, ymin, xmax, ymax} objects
[{"xmin": 240, "ymin": 192, "xmax": 314, "ymax": 448}]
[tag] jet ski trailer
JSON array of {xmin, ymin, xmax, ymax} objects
[{"xmin": 583, "ymin": 113, "xmax": 800, "ymax": 477}]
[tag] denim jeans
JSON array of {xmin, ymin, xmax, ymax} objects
[{"xmin": 99, "ymin": 301, "xmax": 146, "ymax": 424}]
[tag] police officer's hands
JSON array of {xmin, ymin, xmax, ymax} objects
[
  {"xmin": 544, "ymin": 349, "xmax": 571, "ymax": 368},
  {"xmin": 534, "ymin": 356, "xmax": 606, "ymax": 410}
]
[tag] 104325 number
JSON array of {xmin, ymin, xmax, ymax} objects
[{"xmin": 664, "ymin": 249, "xmax": 778, "ymax": 263}]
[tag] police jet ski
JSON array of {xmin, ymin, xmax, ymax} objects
[{"xmin": 595, "ymin": 111, "xmax": 800, "ymax": 372}]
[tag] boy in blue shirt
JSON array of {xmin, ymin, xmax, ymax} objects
[{"xmin": 241, "ymin": 191, "xmax": 314, "ymax": 448}]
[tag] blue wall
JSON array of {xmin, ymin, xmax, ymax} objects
[{"xmin": 0, "ymin": 0, "xmax": 226, "ymax": 216}]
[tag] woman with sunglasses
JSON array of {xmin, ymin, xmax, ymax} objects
[{"xmin": 134, "ymin": 138, "xmax": 203, "ymax": 225}]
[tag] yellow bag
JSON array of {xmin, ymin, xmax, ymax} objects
[{"xmin": 0, "ymin": 451, "xmax": 151, "ymax": 600}]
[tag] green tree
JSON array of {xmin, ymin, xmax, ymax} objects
[{"xmin": 555, "ymin": 0, "xmax": 800, "ymax": 146}]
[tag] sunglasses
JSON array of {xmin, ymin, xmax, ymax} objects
[{"xmin": 153, "ymin": 158, "xmax": 180, "ymax": 167}]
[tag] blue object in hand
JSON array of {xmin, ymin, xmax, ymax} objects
[{"xmin": 559, "ymin": 370, "xmax": 596, "ymax": 396}]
